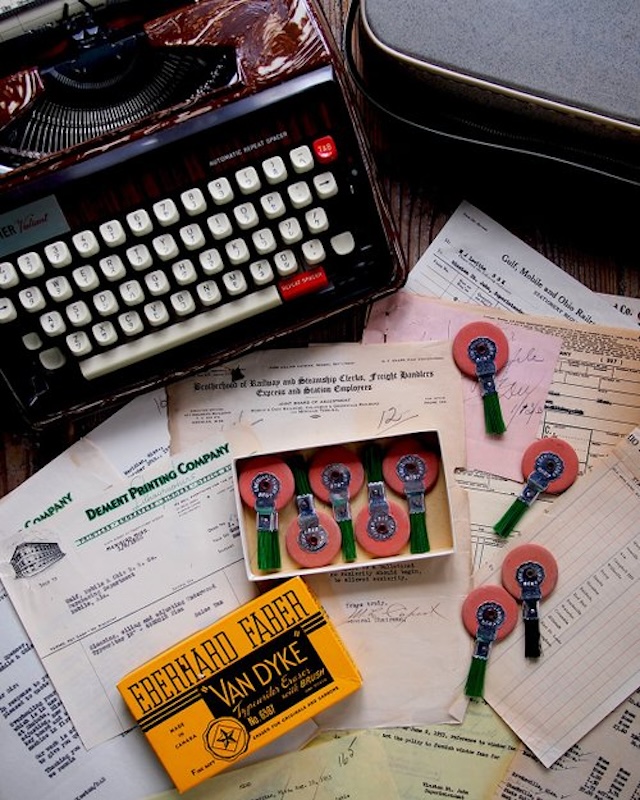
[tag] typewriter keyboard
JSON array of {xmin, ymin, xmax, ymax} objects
[
  {"xmin": 0, "ymin": 68, "xmax": 401, "ymax": 425},
  {"xmin": 4, "ymin": 137, "xmax": 350, "ymax": 380}
]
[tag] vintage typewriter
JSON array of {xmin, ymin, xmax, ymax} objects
[{"xmin": 0, "ymin": 0, "xmax": 405, "ymax": 428}]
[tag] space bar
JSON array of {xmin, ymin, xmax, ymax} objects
[{"xmin": 80, "ymin": 288, "xmax": 283, "ymax": 380}]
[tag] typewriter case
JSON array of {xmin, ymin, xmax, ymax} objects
[
  {"xmin": 0, "ymin": 0, "xmax": 406, "ymax": 426},
  {"xmin": 354, "ymin": 0, "xmax": 640, "ymax": 185}
]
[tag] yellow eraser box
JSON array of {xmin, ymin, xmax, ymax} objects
[{"xmin": 117, "ymin": 577, "xmax": 361, "ymax": 792}]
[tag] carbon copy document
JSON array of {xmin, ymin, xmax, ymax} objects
[
  {"xmin": 167, "ymin": 341, "xmax": 474, "ymax": 730},
  {"xmin": 407, "ymin": 200, "xmax": 636, "ymax": 329},
  {"xmin": 0, "ymin": 391, "xmax": 175, "ymax": 800},
  {"xmin": 494, "ymin": 688, "xmax": 640, "ymax": 800},
  {"xmin": 480, "ymin": 428, "xmax": 640, "ymax": 767}
]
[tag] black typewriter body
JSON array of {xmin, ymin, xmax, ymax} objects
[{"xmin": 0, "ymin": 0, "xmax": 405, "ymax": 428}]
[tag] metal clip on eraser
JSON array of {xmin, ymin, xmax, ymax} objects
[
  {"xmin": 237, "ymin": 456, "xmax": 295, "ymax": 571},
  {"xmin": 462, "ymin": 585, "xmax": 518, "ymax": 698},
  {"xmin": 286, "ymin": 455, "xmax": 341, "ymax": 568},
  {"xmin": 355, "ymin": 442, "xmax": 409, "ymax": 557},
  {"xmin": 452, "ymin": 321, "xmax": 510, "ymax": 436},
  {"xmin": 493, "ymin": 437, "xmax": 579, "ymax": 538},
  {"xmin": 502, "ymin": 543, "xmax": 558, "ymax": 658},
  {"xmin": 309, "ymin": 445, "xmax": 364, "ymax": 562},
  {"xmin": 382, "ymin": 437, "xmax": 439, "ymax": 554}
]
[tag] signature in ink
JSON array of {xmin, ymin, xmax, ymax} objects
[{"xmin": 346, "ymin": 602, "xmax": 446, "ymax": 626}]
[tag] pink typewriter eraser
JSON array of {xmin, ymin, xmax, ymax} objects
[
  {"xmin": 238, "ymin": 456, "xmax": 295, "ymax": 509},
  {"xmin": 501, "ymin": 543, "xmax": 559, "ymax": 600},
  {"xmin": 308, "ymin": 445, "xmax": 365, "ymax": 503},
  {"xmin": 285, "ymin": 513, "xmax": 342, "ymax": 568},
  {"xmin": 462, "ymin": 585, "xmax": 519, "ymax": 641},
  {"xmin": 521, "ymin": 437, "xmax": 579, "ymax": 494},
  {"xmin": 452, "ymin": 321, "xmax": 509, "ymax": 377},
  {"xmin": 382, "ymin": 437, "xmax": 439, "ymax": 495},
  {"xmin": 354, "ymin": 502, "xmax": 410, "ymax": 557}
]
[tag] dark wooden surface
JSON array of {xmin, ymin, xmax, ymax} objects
[{"xmin": 1, "ymin": 0, "xmax": 639, "ymax": 497}]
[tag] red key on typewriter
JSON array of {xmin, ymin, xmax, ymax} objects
[
  {"xmin": 279, "ymin": 267, "xmax": 329, "ymax": 300},
  {"xmin": 313, "ymin": 135, "xmax": 338, "ymax": 163}
]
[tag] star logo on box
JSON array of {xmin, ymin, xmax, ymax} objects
[{"xmin": 204, "ymin": 718, "xmax": 249, "ymax": 761}]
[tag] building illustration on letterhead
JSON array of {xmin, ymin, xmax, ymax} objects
[{"xmin": 10, "ymin": 540, "xmax": 65, "ymax": 578}]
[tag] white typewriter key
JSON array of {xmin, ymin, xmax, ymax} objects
[
  {"xmin": 249, "ymin": 259, "xmax": 274, "ymax": 285},
  {"xmin": 180, "ymin": 188, "xmax": 207, "ymax": 216},
  {"xmin": 179, "ymin": 223, "xmax": 205, "ymax": 251},
  {"xmin": 172, "ymin": 259, "xmax": 197, "ymax": 286},
  {"xmin": 262, "ymin": 156, "xmax": 288, "ymax": 184},
  {"xmin": 40, "ymin": 311, "xmax": 66, "ymax": 337},
  {"xmin": 99, "ymin": 255, "xmax": 126, "ymax": 282},
  {"xmin": 313, "ymin": 172, "xmax": 338, "ymax": 199},
  {"xmin": 225, "ymin": 238, "xmax": 250, "ymax": 265},
  {"xmin": 305, "ymin": 207, "xmax": 329, "ymax": 233},
  {"xmin": 144, "ymin": 300, "xmax": 169, "ymax": 327},
  {"xmin": 199, "ymin": 248, "xmax": 224, "ymax": 275},
  {"xmin": 222, "ymin": 270, "xmax": 248, "ymax": 296},
  {"xmin": 118, "ymin": 311, "xmax": 144, "ymax": 337},
  {"xmin": 18, "ymin": 286, "xmax": 46, "ymax": 312},
  {"xmin": 170, "ymin": 290, "xmax": 196, "ymax": 316},
  {"xmin": 196, "ymin": 280, "xmax": 221, "ymax": 306},
  {"xmin": 66, "ymin": 300, "xmax": 92, "ymax": 327},
  {"xmin": 153, "ymin": 198, "xmax": 180, "ymax": 226},
  {"xmin": 260, "ymin": 191, "xmax": 286, "ymax": 219},
  {"xmin": 301, "ymin": 239, "xmax": 326, "ymax": 265},
  {"xmin": 0, "ymin": 297, "xmax": 17, "ymax": 322},
  {"xmin": 44, "ymin": 240, "xmax": 72, "ymax": 268},
  {"xmin": 152, "ymin": 234, "xmax": 179, "ymax": 262},
  {"xmin": 207, "ymin": 177, "xmax": 234, "ymax": 205},
  {"xmin": 235, "ymin": 166, "xmax": 261, "ymax": 194},
  {"xmin": 126, "ymin": 244, "xmax": 153, "ymax": 271},
  {"xmin": 72, "ymin": 230, "xmax": 100, "ymax": 257},
  {"xmin": 45, "ymin": 275, "xmax": 73, "ymax": 302},
  {"xmin": 22, "ymin": 332, "xmax": 42, "ymax": 350},
  {"xmin": 330, "ymin": 231, "xmax": 356, "ymax": 255},
  {"xmin": 17, "ymin": 251, "xmax": 45, "ymax": 278},
  {"xmin": 72, "ymin": 265, "xmax": 100, "ymax": 291},
  {"xmin": 119, "ymin": 280, "xmax": 145, "ymax": 306},
  {"xmin": 39, "ymin": 347, "xmax": 66, "ymax": 370},
  {"xmin": 66, "ymin": 331, "xmax": 92, "ymax": 356},
  {"xmin": 233, "ymin": 202, "xmax": 259, "ymax": 230},
  {"xmin": 290, "ymin": 145, "xmax": 314, "ymax": 173},
  {"xmin": 145, "ymin": 270, "xmax": 170, "ymax": 296},
  {"xmin": 92, "ymin": 321, "xmax": 118, "ymax": 346},
  {"xmin": 252, "ymin": 228, "xmax": 277, "ymax": 255},
  {"xmin": 278, "ymin": 217, "xmax": 303, "ymax": 245},
  {"xmin": 0, "ymin": 261, "xmax": 19, "ymax": 288},
  {"xmin": 287, "ymin": 181, "xmax": 312, "ymax": 209},
  {"xmin": 93, "ymin": 290, "xmax": 119, "ymax": 316},
  {"xmin": 126, "ymin": 209, "xmax": 153, "ymax": 236},
  {"xmin": 99, "ymin": 220, "xmax": 126, "ymax": 247},
  {"xmin": 207, "ymin": 213, "xmax": 232, "ymax": 240},
  {"xmin": 274, "ymin": 249, "xmax": 298, "ymax": 276}
]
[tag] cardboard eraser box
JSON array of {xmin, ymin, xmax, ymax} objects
[
  {"xmin": 234, "ymin": 430, "xmax": 456, "ymax": 580},
  {"xmin": 117, "ymin": 577, "xmax": 361, "ymax": 793}
]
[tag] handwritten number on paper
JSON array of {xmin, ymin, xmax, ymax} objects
[{"xmin": 338, "ymin": 736, "xmax": 357, "ymax": 767}]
